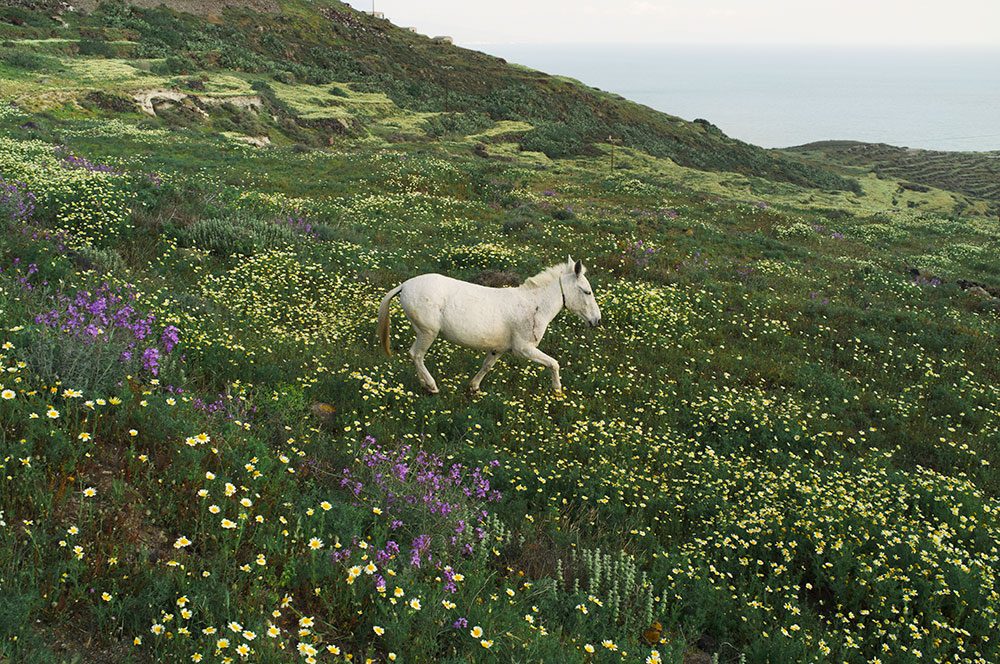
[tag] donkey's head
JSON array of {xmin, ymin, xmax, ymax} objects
[{"xmin": 562, "ymin": 256, "xmax": 601, "ymax": 327}]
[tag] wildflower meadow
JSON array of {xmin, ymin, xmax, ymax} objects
[{"xmin": 1, "ymin": 2, "xmax": 999, "ymax": 663}]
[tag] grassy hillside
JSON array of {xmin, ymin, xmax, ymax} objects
[
  {"xmin": 787, "ymin": 141, "xmax": 1000, "ymax": 216},
  {"xmin": 0, "ymin": 0, "xmax": 862, "ymax": 192},
  {"xmin": 1, "ymin": 2, "xmax": 999, "ymax": 664}
]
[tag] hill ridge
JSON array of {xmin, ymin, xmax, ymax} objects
[{"xmin": 2, "ymin": 0, "xmax": 861, "ymax": 192}]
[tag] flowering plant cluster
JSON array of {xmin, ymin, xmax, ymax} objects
[
  {"xmin": 621, "ymin": 239, "xmax": 657, "ymax": 270},
  {"xmin": 1, "ymin": 257, "xmax": 41, "ymax": 291},
  {"xmin": 339, "ymin": 437, "xmax": 501, "ymax": 571},
  {"xmin": 274, "ymin": 215, "xmax": 319, "ymax": 239},
  {"xmin": 29, "ymin": 282, "xmax": 180, "ymax": 389},
  {"xmin": 55, "ymin": 146, "xmax": 123, "ymax": 175},
  {"xmin": 0, "ymin": 175, "xmax": 37, "ymax": 224}
]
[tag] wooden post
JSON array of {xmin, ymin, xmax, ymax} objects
[{"xmin": 608, "ymin": 136, "xmax": 621, "ymax": 171}]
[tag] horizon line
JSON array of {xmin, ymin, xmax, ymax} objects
[{"xmin": 463, "ymin": 40, "xmax": 1000, "ymax": 49}]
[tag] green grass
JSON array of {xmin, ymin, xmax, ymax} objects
[
  {"xmin": 268, "ymin": 80, "xmax": 397, "ymax": 121},
  {"xmin": 0, "ymin": 2, "xmax": 999, "ymax": 664}
]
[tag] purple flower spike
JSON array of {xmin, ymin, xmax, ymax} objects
[
  {"xmin": 161, "ymin": 325, "xmax": 180, "ymax": 352},
  {"xmin": 141, "ymin": 347, "xmax": 160, "ymax": 375}
]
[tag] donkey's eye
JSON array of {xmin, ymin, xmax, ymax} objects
[{"xmin": 580, "ymin": 288, "xmax": 592, "ymax": 296}]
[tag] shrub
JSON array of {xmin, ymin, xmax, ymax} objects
[
  {"xmin": 0, "ymin": 5, "xmax": 57, "ymax": 29},
  {"xmin": 501, "ymin": 204, "xmax": 536, "ymax": 235},
  {"xmin": 71, "ymin": 245, "xmax": 127, "ymax": 274},
  {"xmin": 422, "ymin": 112, "xmax": 493, "ymax": 138},
  {"xmin": 0, "ymin": 48, "xmax": 53, "ymax": 71},
  {"xmin": 178, "ymin": 216, "xmax": 298, "ymax": 257},
  {"xmin": 151, "ymin": 55, "xmax": 197, "ymax": 75},
  {"xmin": 776, "ymin": 221, "xmax": 815, "ymax": 239},
  {"xmin": 211, "ymin": 102, "xmax": 269, "ymax": 136},
  {"xmin": 77, "ymin": 38, "xmax": 114, "ymax": 57},
  {"xmin": 551, "ymin": 205, "xmax": 576, "ymax": 221},
  {"xmin": 520, "ymin": 122, "xmax": 588, "ymax": 158},
  {"xmin": 851, "ymin": 223, "xmax": 905, "ymax": 245},
  {"xmin": 82, "ymin": 91, "xmax": 137, "ymax": 114},
  {"xmin": 620, "ymin": 239, "xmax": 657, "ymax": 270}
]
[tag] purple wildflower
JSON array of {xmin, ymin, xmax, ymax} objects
[
  {"xmin": 54, "ymin": 146, "xmax": 123, "ymax": 175},
  {"xmin": 141, "ymin": 347, "xmax": 160, "ymax": 375},
  {"xmin": 161, "ymin": 325, "xmax": 180, "ymax": 352},
  {"xmin": 275, "ymin": 216, "xmax": 318, "ymax": 239},
  {"xmin": 0, "ymin": 177, "xmax": 37, "ymax": 224},
  {"xmin": 410, "ymin": 534, "xmax": 431, "ymax": 567}
]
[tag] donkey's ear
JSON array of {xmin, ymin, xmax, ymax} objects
[
  {"xmin": 574, "ymin": 259, "xmax": 585, "ymax": 276},
  {"xmin": 567, "ymin": 254, "xmax": 575, "ymax": 266}
]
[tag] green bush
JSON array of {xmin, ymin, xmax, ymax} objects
[
  {"xmin": 520, "ymin": 122, "xmax": 590, "ymax": 158},
  {"xmin": 77, "ymin": 38, "xmax": 114, "ymax": 57},
  {"xmin": 0, "ymin": 48, "xmax": 54, "ymax": 71},
  {"xmin": 501, "ymin": 205, "xmax": 536, "ymax": 235},
  {"xmin": 422, "ymin": 112, "xmax": 493, "ymax": 138},
  {"xmin": 151, "ymin": 54, "xmax": 197, "ymax": 75},
  {"xmin": 211, "ymin": 102, "xmax": 269, "ymax": 136},
  {"xmin": 178, "ymin": 216, "xmax": 298, "ymax": 257},
  {"xmin": 776, "ymin": 221, "xmax": 815, "ymax": 239},
  {"xmin": 551, "ymin": 206, "xmax": 576, "ymax": 221},
  {"xmin": 72, "ymin": 245, "xmax": 127, "ymax": 274}
]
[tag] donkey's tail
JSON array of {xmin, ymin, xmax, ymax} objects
[{"xmin": 377, "ymin": 284, "xmax": 404, "ymax": 356}]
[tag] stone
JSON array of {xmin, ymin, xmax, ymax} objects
[{"xmin": 310, "ymin": 402, "xmax": 336, "ymax": 419}]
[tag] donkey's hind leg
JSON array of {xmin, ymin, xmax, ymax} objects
[
  {"xmin": 409, "ymin": 327, "xmax": 439, "ymax": 394},
  {"xmin": 469, "ymin": 350, "xmax": 503, "ymax": 393}
]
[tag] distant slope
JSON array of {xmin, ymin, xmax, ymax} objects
[
  {"xmin": 788, "ymin": 141, "xmax": 1000, "ymax": 213},
  {"xmin": 0, "ymin": 0, "xmax": 859, "ymax": 192}
]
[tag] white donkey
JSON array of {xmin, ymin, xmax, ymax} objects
[{"xmin": 377, "ymin": 257, "xmax": 601, "ymax": 395}]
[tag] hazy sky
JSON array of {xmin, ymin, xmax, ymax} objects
[{"xmin": 344, "ymin": 0, "xmax": 1000, "ymax": 47}]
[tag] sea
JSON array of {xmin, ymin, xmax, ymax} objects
[{"xmin": 473, "ymin": 44, "xmax": 1000, "ymax": 152}]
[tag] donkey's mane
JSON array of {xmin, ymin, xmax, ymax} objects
[{"xmin": 521, "ymin": 263, "xmax": 569, "ymax": 289}]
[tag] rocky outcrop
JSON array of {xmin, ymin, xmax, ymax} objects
[
  {"xmin": 199, "ymin": 95, "xmax": 264, "ymax": 113},
  {"xmin": 134, "ymin": 89, "xmax": 196, "ymax": 117},
  {"xmin": 958, "ymin": 279, "xmax": 1000, "ymax": 299},
  {"xmin": 231, "ymin": 135, "xmax": 271, "ymax": 148},
  {"xmin": 133, "ymin": 89, "xmax": 263, "ymax": 118}
]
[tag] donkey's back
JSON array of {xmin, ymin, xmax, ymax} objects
[{"xmin": 398, "ymin": 273, "xmax": 525, "ymax": 351}]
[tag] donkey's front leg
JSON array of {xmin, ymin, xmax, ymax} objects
[{"xmin": 519, "ymin": 346, "xmax": 562, "ymax": 394}]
